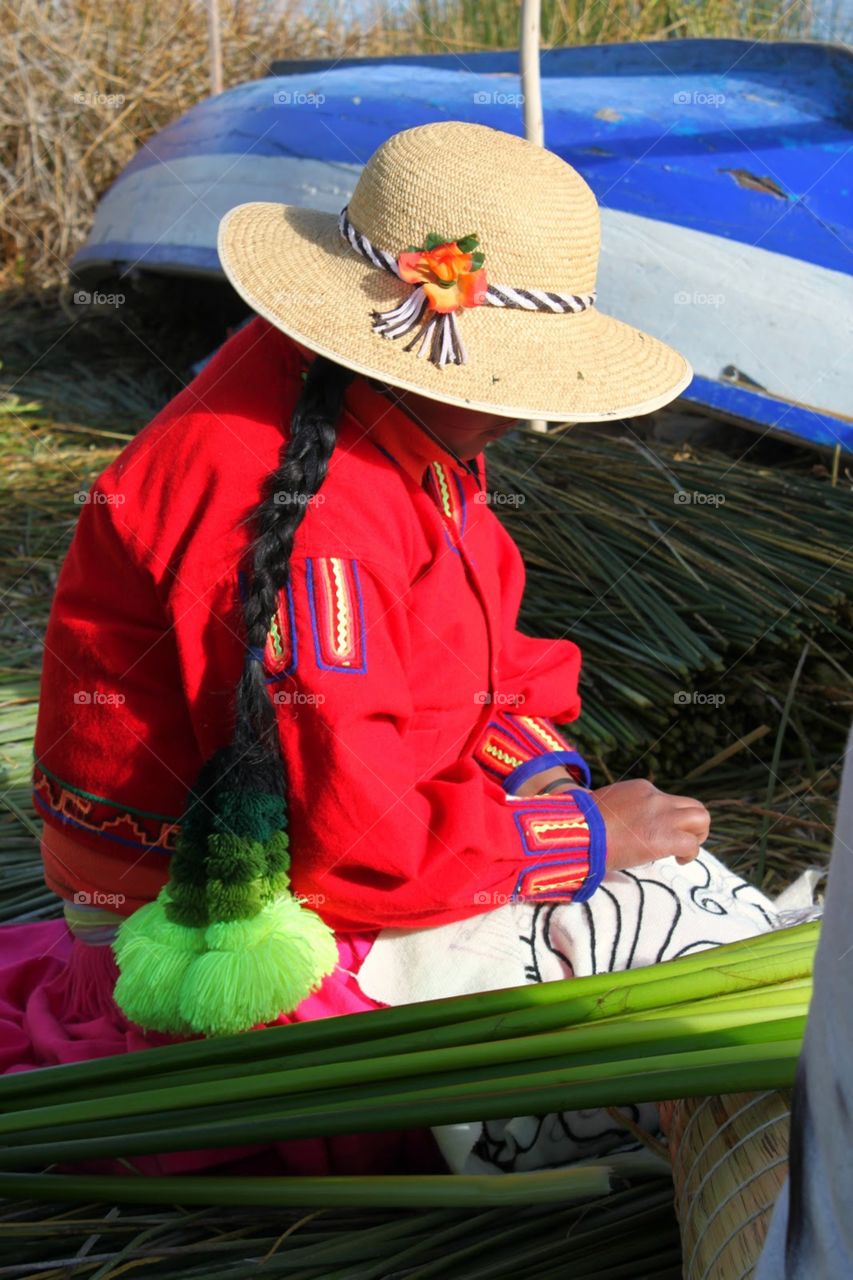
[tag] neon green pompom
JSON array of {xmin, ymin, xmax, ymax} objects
[
  {"xmin": 112, "ymin": 892, "xmax": 206, "ymax": 1035},
  {"xmin": 176, "ymin": 895, "xmax": 339, "ymax": 1036},
  {"xmin": 113, "ymin": 889, "xmax": 339, "ymax": 1038}
]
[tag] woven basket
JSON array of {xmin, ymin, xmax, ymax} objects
[{"xmin": 661, "ymin": 1090, "xmax": 791, "ymax": 1280}]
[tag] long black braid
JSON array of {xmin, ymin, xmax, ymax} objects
[
  {"xmin": 234, "ymin": 353, "xmax": 356, "ymax": 781},
  {"xmin": 163, "ymin": 353, "xmax": 357, "ymax": 923}
]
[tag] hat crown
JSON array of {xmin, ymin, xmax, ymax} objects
[{"xmin": 347, "ymin": 121, "xmax": 600, "ymax": 294}]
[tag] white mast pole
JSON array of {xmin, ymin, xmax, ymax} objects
[
  {"xmin": 207, "ymin": 0, "xmax": 223, "ymax": 97},
  {"xmin": 520, "ymin": 0, "xmax": 547, "ymax": 431}
]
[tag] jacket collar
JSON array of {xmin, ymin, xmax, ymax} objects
[{"xmin": 342, "ymin": 374, "xmax": 483, "ymax": 491}]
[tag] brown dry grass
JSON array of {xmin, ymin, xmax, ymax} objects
[{"xmin": 0, "ymin": 0, "xmax": 371, "ymax": 287}]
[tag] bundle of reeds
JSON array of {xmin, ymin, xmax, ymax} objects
[
  {"xmin": 488, "ymin": 429, "xmax": 852, "ymax": 773},
  {"xmin": 0, "ymin": 1181, "xmax": 684, "ymax": 1278},
  {"xmin": 0, "ymin": 923, "xmax": 817, "ymax": 1186}
]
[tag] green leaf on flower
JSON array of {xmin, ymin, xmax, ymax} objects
[{"xmin": 455, "ymin": 234, "xmax": 479, "ymax": 252}]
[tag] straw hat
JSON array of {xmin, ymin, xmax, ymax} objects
[{"xmin": 217, "ymin": 120, "xmax": 692, "ymax": 423}]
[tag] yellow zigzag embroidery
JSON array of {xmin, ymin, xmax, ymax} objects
[
  {"xmin": 329, "ymin": 557, "xmax": 351, "ymax": 659},
  {"xmin": 519, "ymin": 716, "xmax": 563, "ymax": 751},
  {"xmin": 529, "ymin": 817, "xmax": 588, "ymax": 835},
  {"xmin": 431, "ymin": 461, "xmax": 453, "ymax": 519},
  {"xmin": 485, "ymin": 742, "xmax": 524, "ymax": 768}
]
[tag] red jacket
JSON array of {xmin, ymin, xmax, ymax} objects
[{"xmin": 33, "ymin": 317, "xmax": 606, "ymax": 931}]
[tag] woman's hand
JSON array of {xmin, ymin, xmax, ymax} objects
[{"xmin": 591, "ymin": 778, "xmax": 710, "ymax": 870}]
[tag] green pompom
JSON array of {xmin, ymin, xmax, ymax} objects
[
  {"xmin": 176, "ymin": 895, "xmax": 339, "ymax": 1036},
  {"xmin": 263, "ymin": 829, "xmax": 291, "ymax": 876},
  {"xmin": 204, "ymin": 876, "xmax": 268, "ymax": 921},
  {"xmin": 205, "ymin": 832, "xmax": 268, "ymax": 882},
  {"xmin": 114, "ymin": 890, "xmax": 338, "ymax": 1038},
  {"xmin": 111, "ymin": 749, "xmax": 330, "ymax": 1038},
  {"xmin": 112, "ymin": 892, "xmax": 206, "ymax": 1035},
  {"xmin": 212, "ymin": 790, "xmax": 285, "ymax": 843}
]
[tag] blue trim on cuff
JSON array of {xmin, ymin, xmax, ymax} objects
[
  {"xmin": 503, "ymin": 750, "xmax": 592, "ymax": 795},
  {"xmin": 568, "ymin": 788, "xmax": 607, "ymax": 903}
]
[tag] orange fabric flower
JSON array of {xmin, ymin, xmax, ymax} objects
[{"xmin": 397, "ymin": 234, "xmax": 488, "ymax": 314}]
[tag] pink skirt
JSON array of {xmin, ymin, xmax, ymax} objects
[{"xmin": 0, "ymin": 919, "xmax": 444, "ymax": 1177}]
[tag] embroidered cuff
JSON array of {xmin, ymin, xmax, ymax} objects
[
  {"xmin": 504, "ymin": 788, "xmax": 607, "ymax": 904},
  {"xmin": 473, "ymin": 710, "xmax": 591, "ymax": 790}
]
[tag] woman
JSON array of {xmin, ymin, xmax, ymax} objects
[{"xmin": 12, "ymin": 121, "xmax": 779, "ymax": 1175}]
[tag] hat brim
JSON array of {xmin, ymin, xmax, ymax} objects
[{"xmin": 217, "ymin": 203, "xmax": 693, "ymax": 423}]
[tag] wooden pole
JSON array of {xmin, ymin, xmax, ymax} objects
[
  {"xmin": 207, "ymin": 0, "xmax": 223, "ymax": 97},
  {"xmin": 520, "ymin": 0, "xmax": 548, "ymax": 432},
  {"xmin": 520, "ymin": 0, "xmax": 544, "ymax": 148}
]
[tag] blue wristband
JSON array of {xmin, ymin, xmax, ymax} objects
[{"xmin": 567, "ymin": 787, "xmax": 608, "ymax": 903}]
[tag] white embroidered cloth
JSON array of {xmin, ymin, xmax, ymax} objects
[{"xmin": 355, "ymin": 849, "xmax": 821, "ymax": 1174}]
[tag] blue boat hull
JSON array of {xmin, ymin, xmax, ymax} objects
[{"xmin": 72, "ymin": 38, "xmax": 853, "ymax": 450}]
